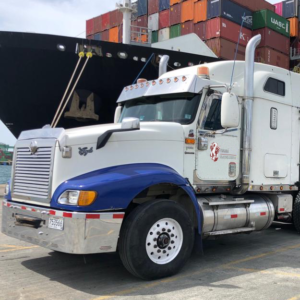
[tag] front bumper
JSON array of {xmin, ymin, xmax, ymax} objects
[{"xmin": 1, "ymin": 200, "xmax": 124, "ymax": 254}]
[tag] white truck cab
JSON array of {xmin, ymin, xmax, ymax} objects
[{"xmin": 2, "ymin": 35, "xmax": 300, "ymax": 280}]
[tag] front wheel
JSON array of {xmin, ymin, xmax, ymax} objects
[{"xmin": 119, "ymin": 200, "xmax": 195, "ymax": 280}]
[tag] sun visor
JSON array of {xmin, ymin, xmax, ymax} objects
[{"xmin": 117, "ymin": 75, "xmax": 210, "ymax": 103}]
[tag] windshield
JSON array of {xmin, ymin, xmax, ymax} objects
[{"xmin": 119, "ymin": 93, "xmax": 201, "ymax": 125}]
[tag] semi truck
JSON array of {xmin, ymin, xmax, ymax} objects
[{"xmin": 2, "ymin": 35, "xmax": 300, "ymax": 280}]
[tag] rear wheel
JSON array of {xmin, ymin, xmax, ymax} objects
[
  {"xmin": 119, "ymin": 200, "xmax": 195, "ymax": 280},
  {"xmin": 293, "ymin": 192, "xmax": 300, "ymax": 233}
]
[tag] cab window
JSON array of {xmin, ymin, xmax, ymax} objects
[{"xmin": 199, "ymin": 93, "xmax": 223, "ymax": 131}]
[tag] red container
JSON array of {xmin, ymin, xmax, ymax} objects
[
  {"xmin": 194, "ymin": 22, "xmax": 206, "ymax": 40},
  {"xmin": 101, "ymin": 30, "xmax": 109, "ymax": 42},
  {"xmin": 231, "ymin": 0, "xmax": 275, "ymax": 12},
  {"xmin": 87, "ymin": 35, "xmax": 94, "ymax": 40},
  {"xmin": 119, "ymin": 24, "xmax": 123, "ymax": 43},
  {"xmin": 274, "ymin": 2, "xmax": 283, "ymax": 16},
  {"xmin": 206, "ymin": 18, "xmax": 252, "ymax": 47},
  {"xmin": 148, "ymin": 0, "xmax": 159, "ymax": 15},
  {"xmin": 253, "ymin": 28, "xmax": 290, "ymax": 55},
  {"xmin": 110, "ymin": 9, "xmax": 123, "ymax": 28},
  {"xmin": 94, "ymin": 15, "xmax": 102, "ymax": 33},
  {"xmin": 206, "ymin": 38, "xmax": 246, "ymax": 60},
  {"xmin": 255, "ymin": 47, "xmax": 289, "ymax": 70},
  {"xmin": 86, "ymin": 19, "xmax": 94, "ymax": 36},
  {"xmin": 132, "ymin": 20, "xmax": 138, "ymax": 27},
  {"xmin": 159, "ymin": 9, "xmax": 170, "ymax": 29},
  {"xmin": 181, "ymin": 21, "xmax": 194, "ymax": 35},
  {"xmin": 137, "ymin": 15, "xmax": 148, "ymax": 28},
  {"xmin": 170, "ymin": 4, "xmax": 181, "ymax": 26},
  {"xmin": 101, "ymin": 12, "xmax": 110, "ymax": 31}
]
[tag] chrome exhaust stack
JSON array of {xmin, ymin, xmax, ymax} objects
[
  {"xmin": 242, "ymin": 34, "xmax": 261, "ymax": 192},
  {"xmin": 159, "ymin": 55, "xmax": 170, "ymax": 77}
]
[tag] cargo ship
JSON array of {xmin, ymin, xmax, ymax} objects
[
  {"xmin": 0, "ymin": 31, "xmax": 217, "ymax": 138},
  {"xmin": 2, "ymin": 0, "xmax": 300, "ymax": 138}
]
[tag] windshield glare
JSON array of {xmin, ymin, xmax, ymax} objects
[{"xmin": 119, "ymin": 93, "xmax": 201, "ymax": 125}]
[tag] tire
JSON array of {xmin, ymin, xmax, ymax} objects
[
  {"xmin": 118, "ymin": 200, "xmax": 195, "ymax": 280},
  {"xmin": 293, "ymin": 192, "xmax": 300, "ymax": 233}
]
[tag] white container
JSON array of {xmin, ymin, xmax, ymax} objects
[
  {"xmin": 158, "ymin": 27, "xmax": 170, "ymax": 42},
  {"xmin": 148, "ymin": 13, "xmax": 159, "ymax": 31}
]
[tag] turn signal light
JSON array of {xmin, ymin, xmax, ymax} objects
[
  {"xmin": 78, "ymin": 191, "xmax": 97, "ymax": 206},
  {"xmin": 185, "ymin": 138, "xmax": 195, "ymax": 145}
]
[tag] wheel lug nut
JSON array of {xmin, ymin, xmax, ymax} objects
[
  {"xmin": 167, "ymin": 229, "xmax": 171, "ymax": 233},
  {"xmin": 153, "ymin": 238, "xmax": 157, "ymax": 241},
  {"xmin": 162, "ymin": 228, "xmax": 166, "ymax": 232},
  {"xmin": 163, "ymin": 250, "xmax": 166, "ymax": 254},
  {"xmin": 171, "ymin": 234, "xmax": 174, "ymax": 237},
  {"xmin": 147, "ymin": 243, "xmax": 151, "ymax": 246},
  {"xmin": 154, "ymin": 245, "xmax": 157, "ymax": 248},
  {"xmin": 157, "ymin": 232, "xmax": 160, "ymax": 235},
  {"xmin": 168, "ymin": 246, "xmax": 171, "ymax": 250},
  {"xmin": 171, "ymin": 241, "xmax": 174, "ymax": 244},
  {"xmin": 157, "ymin": 250, "xmax": 161, "ymax": 253}
]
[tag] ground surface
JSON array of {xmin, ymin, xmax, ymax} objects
[{"xmin": 1, "ymin": 196, "xmax": 300, "ymax": 300}]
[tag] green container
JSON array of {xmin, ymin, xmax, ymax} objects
[
  {"xmin": 253, "ymin": 9, "xmax": 290, "ymax": 37},
  {"xmin": 152, "ymin": 31, "xmax": 158, "ymax": 43},
  {"xmin": 170, "ymin": 24, "xmax": 181, "ymax": 39}
]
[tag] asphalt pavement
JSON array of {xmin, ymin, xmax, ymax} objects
[{"xmin": 1, "ymin": 196, "xmax": 300, "ymax": 300}]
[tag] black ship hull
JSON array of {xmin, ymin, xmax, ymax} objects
[{"xmin": 0, "ymin": 31, "xmax": 217, "ymax": 137}]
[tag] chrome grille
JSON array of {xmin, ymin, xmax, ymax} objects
[{"xmin": 12, "ymin": 146, "xmax": 53, "ymax": 200}]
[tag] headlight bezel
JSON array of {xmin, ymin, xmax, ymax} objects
[{"xmin": 58, "ymin": 190, "xmax": 97, "ymax": 206}]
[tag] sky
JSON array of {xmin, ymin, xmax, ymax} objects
[{"xmin": 0, "ymin": 0, "xmax": 279, "ymax": 145}]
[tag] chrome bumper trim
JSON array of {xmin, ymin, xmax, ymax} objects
[{"xmin": 1, "ymin": 201, "xmax": 124, "ymax": 254}]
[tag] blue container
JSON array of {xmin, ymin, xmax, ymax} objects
[
  {"xmin": 282, "ymin": 0, "xmax": 297, "ymax": 18},
  {"xmin": 159, "ymin": 0, "xmax": 170, "ymax": 11},
  {"xmin": 138, "ymin": 0, "xmax": 148, "ymax": 16},
  {"xmin": 207, "ymin": 0, "xmax": 252, "ymax": 30},
  {"xmin": 94, "ymin": 33, "xmax": 101, "ymax": 40}
]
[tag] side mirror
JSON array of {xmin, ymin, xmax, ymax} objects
[
  {"xmin": 121, "ymin": 117, "xmax": 140, "ymax": 129},
  {"xmin": 114, "ymin": 106, "xmax": 122, "ymax": 124},
  {"xmin": 221, "ymin": 92, "xmax": 240, "ymax": 128}
]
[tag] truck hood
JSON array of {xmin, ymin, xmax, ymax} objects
[{"xmin": 61, "ymin": 122, "xmax": 185, "ymax": 147}]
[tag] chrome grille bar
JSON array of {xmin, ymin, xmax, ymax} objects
[{"xmin": 12, "ymin": 145, "xmax": 54, "ymax": 203}]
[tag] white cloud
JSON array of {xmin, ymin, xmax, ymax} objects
[{"xmin": 0, "ymin": 0, "xmax": 117, "ymax": 38}]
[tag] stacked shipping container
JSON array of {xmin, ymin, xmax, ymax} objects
[{"xmin": 86, "ymin": 0, "xmax": 299, "ymax": 70}]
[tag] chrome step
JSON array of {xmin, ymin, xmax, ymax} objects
[
  {"xmin": 206, "ymin": 200, "xmax": 254, "ymax": 206},
  {"xmin": 204, "ymin": 227, "xmax": 255, "ymax": 237}
]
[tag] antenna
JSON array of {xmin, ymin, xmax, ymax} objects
[{"xmin": 230, "ymin": 13, "xmax": 246, "ymax": 90}]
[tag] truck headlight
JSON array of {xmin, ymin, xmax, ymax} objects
[
  {"xmin": 58, "ymin": 190, "xmax": 97, "ymax": 206},
  {"xmin": 4, "ymin": 184, "xmax": 9, "ymax": 196}
]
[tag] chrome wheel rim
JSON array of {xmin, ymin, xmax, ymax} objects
[{"xmin": 146, "ymin": 218, "xmax": 183, "ymax": 265}]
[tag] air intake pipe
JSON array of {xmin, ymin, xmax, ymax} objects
[
  {"xmin": 242, "ymin": 34, "xmax": 261, "ymax": 192},
  {"xmin": 159, "ymin": 55, "xmax": 170, "ymax": 77}
]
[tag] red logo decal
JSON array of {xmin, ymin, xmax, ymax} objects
[{"xmin": 210, "ymin": 142, "xmax": 220, "ymax": 162}]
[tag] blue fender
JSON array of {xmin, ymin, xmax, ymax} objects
[{"xmin": 51, "ymin": 163, "xmax": 202, "ymax": 234}]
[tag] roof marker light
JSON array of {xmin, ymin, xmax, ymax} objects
[
  {"xmin": 174, "ymin": 77, "xmax": 179, "ymax": 83},
  {"xmin": 130, "ymin": 86, "xmax": 134, "ymax": 90},
  {"xmin": 135, "ymin": 84, "xmax": 139, "ymax": 89},
  {"xmin": 182, "ymin": 76, "xmax": 187, "ymax": 82},
  {"xmin": 159, "ymin": 79, "xmax": 163, "ymax": 85},
  {"xmin": 197, "ymin": 66, "xmax": 210, "ymax": 79},
  {"xmin": 152, "ymin": 81, "xmax": 156, "ymax": 86},
  {"xmin": 137, "ymin": 78, "xmax": 147, "ymax": 83},
  {"xmin": 146, "ymin": 82, "xmax": 150, "ymax": 86},
  {"xmin": 167, "ymin": 78, "xmax": 171, "ymax": 84}
]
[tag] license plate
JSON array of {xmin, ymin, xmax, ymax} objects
[{"xmin": 48, "ymin": 217, "xmax": 64, "ymax": 231}]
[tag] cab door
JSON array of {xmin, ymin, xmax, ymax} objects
[{"xmin": 196, "ymin": 91, "xmax": 241, "ymax": 181}]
